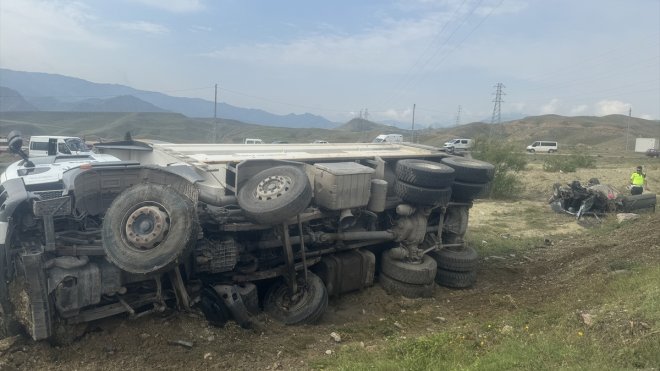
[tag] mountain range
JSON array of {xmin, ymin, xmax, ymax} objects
[{"xmin": 0, "ymin": 68, "xmax": 336, "ymax": 129}]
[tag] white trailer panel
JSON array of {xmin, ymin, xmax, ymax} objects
[{"xmin": 635, "ymin": 138, "xmax": 659, "ymax": 152}]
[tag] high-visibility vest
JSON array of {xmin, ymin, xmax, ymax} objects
[{"xmin": 631, "ymin": 172, "xmax": 645, "ymax": 186}]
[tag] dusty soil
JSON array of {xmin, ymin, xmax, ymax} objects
[{"xmin": 0, "ymin": 159, "xmax": 658, "ymax": 370}]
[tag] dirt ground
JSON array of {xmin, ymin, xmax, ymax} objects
[{"xmin": 0, "ymin": 158, "xmax": 658, "ymax": 370}]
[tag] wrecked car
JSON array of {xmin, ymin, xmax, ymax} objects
[
  {"xmin": 548, "ymin": 179, "xmax": 656, "ymax": 218},
  {"xmin": 0, "ymin": 131, "xmax": 494, "ymax": 343}
]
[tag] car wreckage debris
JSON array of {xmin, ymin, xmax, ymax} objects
[{"xmin": 548, "ymin": 179, "xmax": 656, "ymax": 219}]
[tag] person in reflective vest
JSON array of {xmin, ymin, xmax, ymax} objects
[{"xmin": 629, "ymin": 165, "xmax": 648, "ymax": 195}]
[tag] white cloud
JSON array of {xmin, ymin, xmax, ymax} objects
[
  {"xmin": 595, "ymin": 100, "xmax": 630, "ymax": 116},
  {"xmin": 128, "ymin": 0, "xmax": 203, "ymax": 13},
  {"xmin": 190, "ymin": 25, "xmax": 212, "ymax": 32},
  {"xmin": 118, "ymin": 21, "xmax": 168, "ymax": 35},
  {"xmin": 508, "ymin": 101, "xmax": 526, "ymax": 112},
  {"xmin": 539, "ymin": 99, "xmax": 560, "ymax": 114},
  {"xmin": 569, "ymin": 105, "xmax": 589, "ymax": 115},
  {"xmin": 200, "ymin": 11, "xmax": 457, "ymax": 72},
  {"xmin": 0, "ymin": 0, "xmax": 111, "ymax": 46},
  {"xmin": 382, "ymin": 108, "xmax": 414, "ymax": 121},
  {"xmin": 0, "ymin": 0, "xmax": 115, "ymax": 69}
]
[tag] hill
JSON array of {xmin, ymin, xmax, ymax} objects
[
  {"xmin": 420, "ymin": 114, "xmax": 660, "ymax": 150},
  {"xmin": 0, "ymin": 68, "xmax": 337, "ymax": 129},
  {"xmin": 0, "ymin": 86, "xmax": 37, "ymax": 111}
]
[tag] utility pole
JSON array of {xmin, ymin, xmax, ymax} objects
[
  {"xmin": 625, "ymin": 106, "xmax": 631, "ymax": 152},
  {"xmin": 455, "ymin": 105, "xmax": 462, "ymax": 127},
  {"xmin": 364, "ymin": 108, "xmax": 369, "ymax": 121},
  {"xmin": 490, "ymin": 83, "xmax": 505, "ymax": 137},
  {"xmin": 411, "ymin": 103, "xmax": 416, "ymax": 143},
  {"xmin": 213, "ymin": 83, "xmax": 218, "ymax": 143}
]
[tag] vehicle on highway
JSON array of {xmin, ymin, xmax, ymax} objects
[
  {"xmin": 0, "ymin": 130, "xmax": 494, "ymax": 343},
  {"xmin": 443, "ymin": 138, "xmax": 473, "ymax": 153},
  {"xmin": 372, "ymin": 134, "xmax": 403, "ymax": 143},
  {"xmin": 646, "ymin": 148, "xmax": 659, "ymax": 158},
  {"xmin": 526, "ymin": 141, "xmax": 558, "ymax": 153}
]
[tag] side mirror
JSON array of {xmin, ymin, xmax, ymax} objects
[
  {"xmin": 5, "ymin": 130, "xmax": 34, "ymax": 168},
  {"xmin": 7, "ymin": 130, "xmax": 25, "ymax": 154},
  {"xmin": 8, "ymin": 136, "xmax": 23, "ymax": 154}
]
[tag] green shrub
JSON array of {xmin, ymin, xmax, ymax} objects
[
  {"xmin": 543, "ymin": 153, "xmax": 596, "ymax": 173},
  {"xmin": 471, "ymin": 138, "xmax": 527, "ymax": 199}
]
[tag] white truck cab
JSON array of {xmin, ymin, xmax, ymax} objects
[
  {"xmin": 29, "ymin": 136, "xmax": 92, "ymax": 157},
  {"xmin": 372, "ymin": 134, "xmax": 403, "ymax": 143}
]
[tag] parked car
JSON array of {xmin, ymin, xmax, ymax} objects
[{"xmin": 646, "ymin": 148, "xmax": 659, "ymax": 158}]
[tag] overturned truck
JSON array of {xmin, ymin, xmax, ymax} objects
[{"xmin": 0, "ymin": 132, "xmax": 494, "ymax": 342}]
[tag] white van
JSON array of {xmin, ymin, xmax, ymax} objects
[
  {"xmin": 443, "ymin": 138, "xmax": 473, "ymax": 152},
  {"xmin": 28, "ymin": 136, "xmax": 92, "ymax": 157},
  {"xmin": 372, "ymin": 134, "xmax": 403, "ymax": 143},
  {"xmin": 244, "ymin": 138, "xmax": 264, "ymax": 144},
  {"xmin": 526, "ymin": 141, "xmax": 558, "ymax": 153}
]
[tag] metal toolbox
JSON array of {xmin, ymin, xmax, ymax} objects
[
  {"xmin": 313, "ymin": 162, "xmax": 374, "ymax": 210},
  {"xmin": 313, "ymin": 249, "xmax": 375, "ymax": 296}
]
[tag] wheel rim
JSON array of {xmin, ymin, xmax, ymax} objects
[
  {"xmin": 122, "ymin": 203, "xmax": 170, "ymax": 250},
  {"xmin": 255, "ymin": 175, "xmax": 293, "ymax": 200},
  {"xmin": 270, "ymin": 282, "xmax": 311, "ymax": 313}
]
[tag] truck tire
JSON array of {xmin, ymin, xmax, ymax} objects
[
  {"xmin": 451, "ymin": 180, "xmax": 491, "ymax": 201},
  {"xmin": 395, "ymin": 159, "xmax": 455, "ymax": 188},
  {"xmin": 394, "ymin": 180, "xmax": 452, "ymax": 206},
  {"xmin": 264, "ymin": 271, "xmax": 328, "ymax": 325},
  {"xmin": 441, "ymin": 157, "xmax": 495, "ymax": 183},
  {"xmin": 435, "ymin": 269, "xmax": 477, "ymax": 289},
  {"xmin": 102, "ymin": 183, "xmax": 197, "ymax": 275},
  {"xmin": 238, "ymin": 166, "xmax": 312, "ymax": 225},
  {"xmin": 621, "ymin": 193, "xmax": 656, "ymax": 212},
  {"xmin": 381, "ymin": 249, "xmax": 436, "ymax": 285},
  {"xmin": 379, "ymin": 273, "xmax": 434, "ymax": 298},
  {"xmin": 429, "ymin": 246, "xmax": 478, "ymax": 272}
]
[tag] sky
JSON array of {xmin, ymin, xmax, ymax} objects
[{"xmin": 0, "ymin": 0, "xmax": 659, "ymax": 126}]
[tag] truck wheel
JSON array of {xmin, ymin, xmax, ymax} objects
[
  {"xmin": 102, "ymin": 183, "xmax": 197, "ymax": 275},
  {"xmin": 451, "ymin": 180, "xmax": 491, "ymax": 201},
  {"xmin": 441, "ymin": 157, "xmax": 495, "ymax": 183},
  {"xmin": 621, "ymin": 193, "xmax": 657, "ymax": 212},
  {"xmin": 394, "ymin": 181, "xmax": 451, "ymax": 206},
  {"xmin": 379, "ymin": 273, "xmax": 434, "ymax": 298},
  {"xmin": 264, "ymin": 271, "xmax": 328, "ymax": 325},
  {"xmin": 429, "ymin": 246, "xmax": 478, "ymax": 272},
  {"xmin": 381, "ymin": 249, "xmax": 436, "ymax": 285},
  {"xmin": 238, "ymin": 166, "xmax": 312, "ymax": 225},
  {"xmin": 395, "ymin": 159, "xmax": 455, "ymax": 188},
  {"xmin": 435, "ymin": 268, "xmax": 477, "ymax": 289}
]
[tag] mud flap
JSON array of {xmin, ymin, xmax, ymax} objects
[
  {"xmin": 21, "ymin": 250, "xmax": 53, "ymax": 340},
  {"xmin": 212, "ymin": 284, "xmax": 262, "ymax": 330}
]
